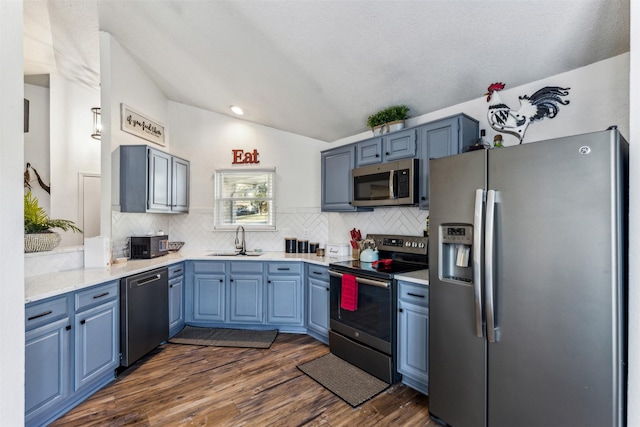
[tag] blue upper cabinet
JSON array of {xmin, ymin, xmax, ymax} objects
[
  {"xmin": 321, "ymin": 145, "xmax": 372, "ymax": 212},
  {"xmin": 356, "ymin": 129, "xmax": 417, "ymax": 167},
  {"xmin": 115, "ymin": 145, "xmax": 190, "ymax": 214},
  {"xmin": 417, "ymin": 114, "xmax": 478, "ymax": 209}
]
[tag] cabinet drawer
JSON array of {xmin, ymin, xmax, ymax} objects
[
  {"xmin": 168, "ymin": 262, "xmax": 185, "ymax": 279},
  {"xmin": 398, "ymin": 281, "xmax": 428, "ymax": 307},
  {"xmin": 230, "ymin": 261, "xmax": 263, "ymax": 274},
  {"xmin": 192, "ymin": 261, "xmax": 226, "ymax": 274},
  {"xmin": 26, "ymin": 295, "xmax": 70, "ymax": 330},
  {"xmin": 267, "ymin": 262, "xmax": 302, "ymax": 275},
  {"xmin": 307, "ymin": 264, "xmax": 329, "ymax": 281},
  {"xmin": 75, "ymin": 281, "xmax": 119, "ymax": 312}
]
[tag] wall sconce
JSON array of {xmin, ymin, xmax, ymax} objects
[{"xmin": 91, "ymin": 107, "xmax": 101, "ymax": 140}]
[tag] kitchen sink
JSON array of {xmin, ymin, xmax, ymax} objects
[{"xmin": 207, "ymin": 252, "xmax": 263, "ymax": 257}]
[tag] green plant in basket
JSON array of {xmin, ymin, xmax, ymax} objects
[
  {"xmin": 366, "ymin": 104, "xmax": 411, "ymax": 129},
  {"xmin": 24, "ymin": 190, "xmax": 82, "ymax": 234}
]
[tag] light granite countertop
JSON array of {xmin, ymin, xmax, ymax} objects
[
  {"xmin": 25, "ymin": 251, "xmax": 428, "ymax": 303},
  {"xmin": 24, "ymin": 251, "xmax": 354, "ymax": 304}
]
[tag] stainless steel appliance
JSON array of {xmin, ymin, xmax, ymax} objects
[
  {"xmin": 129, "ymin": 235, "xmax": 169, "ymax": 259},
  {"xmin": 428, "ymin": 128, "xmax": 628, "ymax": 427},
  {"xmin": 329, "ymin": 233, "xmax": 428, "ymax": 383},
  {"xmin": 120, "ymin": 267, "xmax": 169, "ymax": 367},
  {"xmin": 352, "ymin": 159, "xmax": 418, "ymax": 207}
]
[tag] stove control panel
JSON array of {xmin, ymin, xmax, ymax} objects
[{"xmin": 368, "ymin": 234, "xmax": 428, "ymax": 256}]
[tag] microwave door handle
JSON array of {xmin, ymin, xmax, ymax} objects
[{"xmin": 389, "ymin": 170, "xmax": 395, "ymax": 199}]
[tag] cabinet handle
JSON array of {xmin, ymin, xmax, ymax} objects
[
  {"xmin": 421, "ymin": 196, "xmax": 426, "ymax": 201},
  {"xmin": 268, "ymin": 280, "xmax": 271, "ymax": 284},
  {"xmin": 169, "ymin": 284, "xmax": 174, "ymax": 288},
  {"xmin": 375, "ymin": 154, "xmax": 380, "ymax": 157},
  {"xmin": 93, "ymin": 292, "xmax": 110, "ymax": 299},
  {"xmin": 313, "ymin": 271, "xmax": 322, "ymax": 275},
  {"xmin": 80, "ymin": 319, "xmax": 86, "ymax": 325},
  {"xmin": 230, "ymin": 279, "xmax": 234, "ymax": 282},
  {"xmin": 407, "ymin": 292, "xmax": 426, "ymax": 298},
  {"xmin": 27, "ymin": 310, "xmax": 52, "ymax": 321},
  {"xmin": 385, "ymin": 152, "xmax": 390, "ymax": 156},
  {"xmin": 326, "ymin": 287, "xmax": 329, "ymax": 291},
  {"xmin": 173, "ymin": 269, "xmax": 183, "ymax": 274},
  {"xmin": 399, "ymin": 308, "xmax": 404, "ymax": 313},
  {"xmin": 220, "ymin": 279, "xmax": 223, "ymax": 283},
  {"xmin": 277, "ymin": 267, "xmax": 290, "ymax": 271},
  {"xmin": 66, "ymin": 325, "xmax": 72, "ymax": 331}
]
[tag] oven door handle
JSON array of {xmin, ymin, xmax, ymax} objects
[{"xmin": 329, "ymin": 270, "xmax": 391, "ymax": 289}]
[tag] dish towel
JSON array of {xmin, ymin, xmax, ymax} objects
[{"xmin": 340, "ymin": 274, "xmax": 358, "ymax": 311}]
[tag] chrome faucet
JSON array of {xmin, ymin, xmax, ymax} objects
[{"xmin": 235, "ymin": 225, "xmax": 246, "ymax": 255}]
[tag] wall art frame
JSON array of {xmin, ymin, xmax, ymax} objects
[{"xmin": 120, "ymin": 103, "xmax": 165, "ymax": 146}]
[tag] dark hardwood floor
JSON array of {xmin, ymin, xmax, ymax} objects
[{"xmin": 51, "ymin": 333, "xmax": 433, "ymax": 426}]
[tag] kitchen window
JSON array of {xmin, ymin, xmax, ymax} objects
[{"xmin": 214, "ymin": 168, "xmax": 275, "ymax": 230}]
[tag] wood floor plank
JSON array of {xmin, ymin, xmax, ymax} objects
[{"xmin": 51, "ymin": 334, "xmax": 430, "ymax": 426}]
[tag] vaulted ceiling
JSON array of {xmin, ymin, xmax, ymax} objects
[{"xmin": 23, "ymin": 0, "xmax": 630, "ymax": 142}]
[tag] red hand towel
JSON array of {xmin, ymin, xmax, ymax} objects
[{"xmin": 340, "ymin": 274, "xmax": 358, "ymax": 311}]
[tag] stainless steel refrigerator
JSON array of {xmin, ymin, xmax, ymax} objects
[{"xmin": 428, "ymin": 128, "xmax": 628, "ymax": 427}]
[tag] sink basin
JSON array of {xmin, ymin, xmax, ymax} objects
[{"xmin": 207, "ymin": 252, "xmax": 263, "ymax": 257}]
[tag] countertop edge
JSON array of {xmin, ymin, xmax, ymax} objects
[{"xmin": 25, "ymin": 251, "xmax": 352, "ymax": 304}]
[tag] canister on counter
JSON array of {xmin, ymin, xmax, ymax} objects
[
  {"xmin": 297, "ymin": 239, "xmax": 309, "ymax": 253},
  {"xmin": 285, "ymin": 238, "xmax": 297, "ymax": 253},
  {"xmin": 309, "ymin": 242, "xmax": 319, "ymax": 253}
]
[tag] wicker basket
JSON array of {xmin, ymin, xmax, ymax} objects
[
  {"xmin": 168, "ymin": 241, "xmax": 185, "ymax": 252},
  {"xmin": 25, "ymin": 232, "xmax": 61, "ymax": 253}
]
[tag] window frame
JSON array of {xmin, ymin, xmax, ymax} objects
[{"xmin": 213, "ymin": 168, "xmax": 276, "ymax": 231}]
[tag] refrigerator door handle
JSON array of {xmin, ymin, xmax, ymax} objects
[
  {"xmin": 485, "ymin": 189, "xmax": 497, "ymax": 342},
  {"xmin": 473, "ymin": 188, "xmax": 485, "ymax": 337}
]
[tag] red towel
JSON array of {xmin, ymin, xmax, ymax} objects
[{"xmin": 340, "ymin": 274, "xmax": 358, "ymax": 311}]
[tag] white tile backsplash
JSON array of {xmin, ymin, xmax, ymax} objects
[{"xmin": 25, "ymin": 207, "xmax": 429, "ymax": 275}]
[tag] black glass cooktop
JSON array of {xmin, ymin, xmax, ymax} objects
[{"xmin": 329, "ymin": 259, "xmax": 427, "ymax": 278}]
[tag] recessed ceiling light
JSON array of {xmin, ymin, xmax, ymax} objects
[{"xmin": 230, "ymin": 105, "xmax": 244, "ymax": 115}]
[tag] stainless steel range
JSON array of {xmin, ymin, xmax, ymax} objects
[{"xmin": 328, "ymin": 233, "xmax": 428, "ymax": 383}]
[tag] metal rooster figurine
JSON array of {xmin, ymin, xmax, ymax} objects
[{"xmin": 486, "ymin": 82, "xmax": 570, "ymax": 143}]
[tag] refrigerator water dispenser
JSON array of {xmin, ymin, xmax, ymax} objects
[{"xmin": 439, "ymin": 224, "xmax": 473, "ymax": 283}]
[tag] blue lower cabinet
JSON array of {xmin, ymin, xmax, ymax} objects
[
  {"xmin": 266, "ymin": 262, "xmax": 303, "ymax": 326},
  {"xmin": 25, "ymin": 281, "xmax": 119, "ymax": 426}
]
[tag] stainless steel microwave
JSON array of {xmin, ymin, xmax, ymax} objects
[{"xmin": 351, "ymin": 158, "xmax": 419, "ymax": 207}]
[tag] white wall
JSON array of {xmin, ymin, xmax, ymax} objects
[
  {"xmin": 0, "ymin": 0, "xmax": 25, "ymax": 424},
  {"xmin": 24, "ymin": 83, "xmax": 50, "ymax": 212},
  {"xmin": 49, "ymin": 74, "xmax": 101, "ymax": 247},
  {"xmin": 168, "ymin": 101, "xmax": 327, "ymax": 210},
  {"xmin": 626, "ymin": 2, "xmax": 638, "ymax": 423}
]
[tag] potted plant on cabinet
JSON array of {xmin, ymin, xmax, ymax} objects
[
  {"xmin": 366, "ymin": 104, "xmax": 411, "ymax": 135},
  {"xmin": 24, "ymin": 190, "xmax": 82, "ymax": 253}
]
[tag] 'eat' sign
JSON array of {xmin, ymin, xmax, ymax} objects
[{"xmin": 232, "ymin": 149, "xmax": 260, "ymax": 164}]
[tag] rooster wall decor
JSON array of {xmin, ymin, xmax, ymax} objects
[{"xmin": 486, "ymin": 82, "xmax": 570, "ymax": 144}]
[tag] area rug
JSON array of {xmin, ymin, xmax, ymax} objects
[
  {"xmin": 297, "ymin": 353, "xmax": 390, "ymax": 407},
  {"xmin": 168, "ymin": 326, "xmax": 278, "ymax": 349}
]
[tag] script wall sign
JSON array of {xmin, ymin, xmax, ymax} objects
[{"xmin": 121, "ymin": 104, "xmax": 165, "ymax": 146}]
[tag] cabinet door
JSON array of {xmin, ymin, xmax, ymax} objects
[
  {"xmin": 75, "ymin": 299, "xmax": 119, "ymax": 391},
  {"xmin": 229, "ymin": 274, "xmax": 263, "ymax": 323},
  {"xmin": 383, "ymin": 128, "xmax": 417, "ymax": 161},
  {"xmin": 398, "ymin": 300, "xmax": 429, "ymax": 390},
  {"xmin": 192, "ymin": 273, "xmax": 226, "ymax": 322},
  {"xmin": 148, "ymin": 148, "xmax": 172, "ymax": 212},
  {"xmin": 321, "ymin": 145, "xmax": 358, "ymax": 211},
  {"xmin": 307, "ymin": 277, "xmax": 330, "ymax": 336},
  {"xmin": 169, "ymin": 275, "xmax": 185, "ymax": 336},
  {"xmin": 25, "ymin": 317, "xmax": 71, "ymax": 420},
  {"xmin": 418, "ymin": 117, "xmax": 459, "ymax": 209},
  {"xmin": 267, "ymin": 275, "xmax": 302, "ymax": 325},
  {"xmin": 356, "ymin": 137, "xmax": 383, "ymax": 166},
  {"xmin": 171, "ymin": 157, "xmax": 189, "ymax": 213}
]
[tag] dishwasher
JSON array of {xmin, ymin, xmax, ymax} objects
[{"xmin": 120, "ymin": 267, "xmax": 169, "ymax": 367}]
